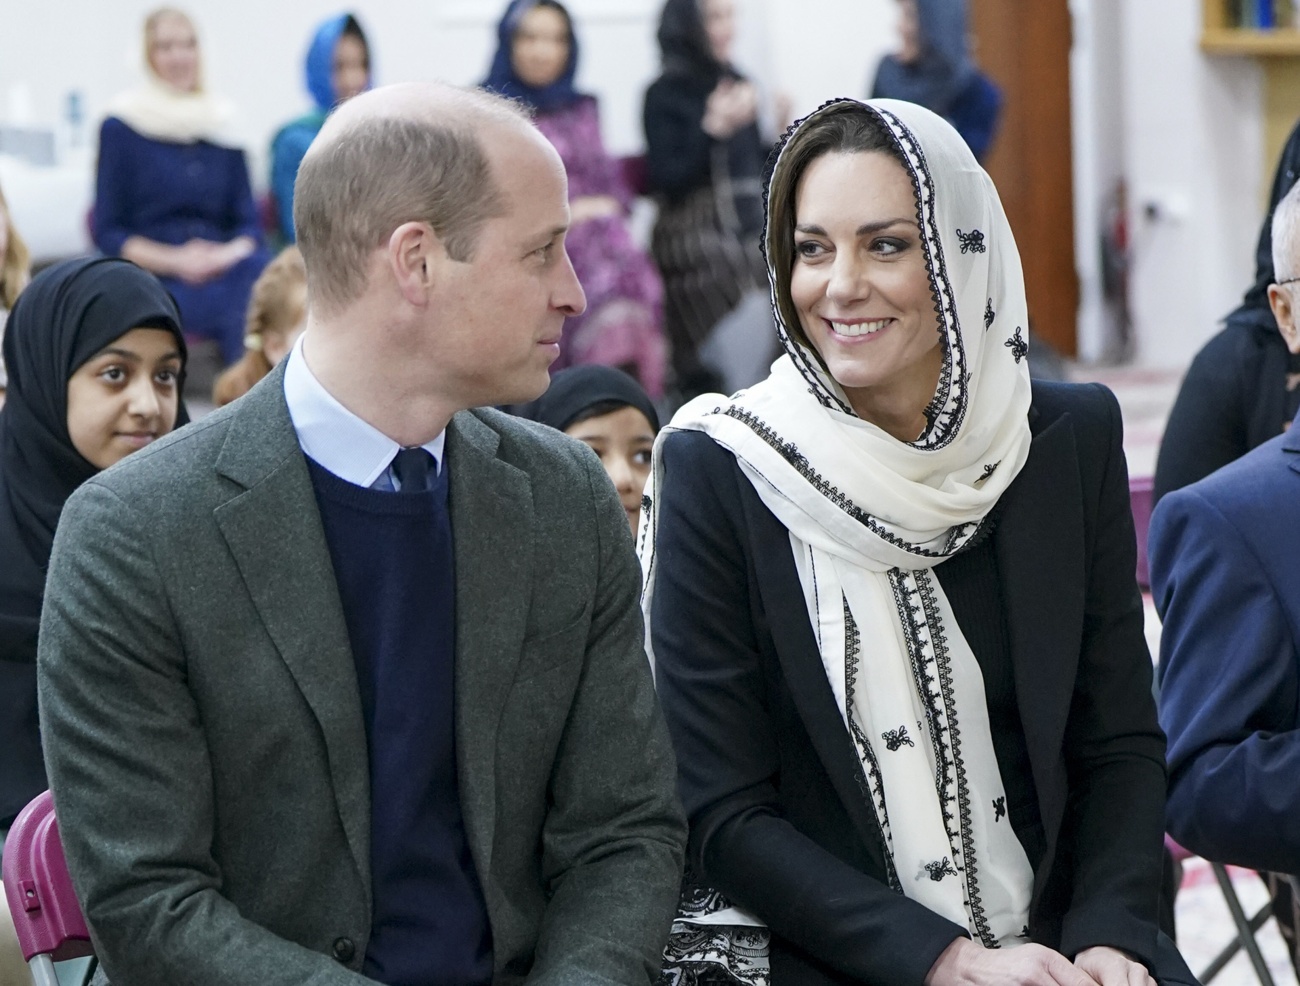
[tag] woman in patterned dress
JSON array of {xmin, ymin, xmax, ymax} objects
[{"xmin": 484, "ymin": 0, "xmax": 666, "ymax": 397}]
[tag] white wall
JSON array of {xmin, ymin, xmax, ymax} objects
[
  {"xmin": 1070, "ymin": 0, "xmax": 1126, "ymax": 363},
  {"xmin": 1112, "ymin": 0, "xmax": 1263, "ymax": 369},
  {"xmin": 0, "ymin": 0, "xmax": 895, "ymax": 177},
  {"xmin": 0, "ymin": 0, "xmax": 1274, "ymax": 372}
]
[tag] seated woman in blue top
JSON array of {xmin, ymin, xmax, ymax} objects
[
  {"xmin": 269, "ymin": 13, "xmax": 371, "ymax": 245},
  {"xmin": 870, "ymin": 0, "xmax": 1001, "ymax": 163},
  {"xmin": 94, "ymin": 7, "xmax": 269, "ymax": 366}
]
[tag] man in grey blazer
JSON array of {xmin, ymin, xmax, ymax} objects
[{"xmin": 37, "ymin": 82, "xmax": 685, "ymax": 986}]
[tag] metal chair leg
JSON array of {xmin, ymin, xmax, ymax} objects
[{"xmin": 1204, "ymin": 863, "xmax": 1276, "ymax": 986}]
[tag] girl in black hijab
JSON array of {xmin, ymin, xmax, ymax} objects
[
  {"xmin": 517, "ymin": 364, "xmax": 660, "ymax": 532},
  {"xmin": 643, "ymin": 0, "xmax": 771, "ymax": 399},
  {"xmin": 0, "ymin": 257, "xmax": 187, "ymax": 831},
  {"xmin": 1154, "ymin": 117, "xmax": 1300, "ymax": 503}
]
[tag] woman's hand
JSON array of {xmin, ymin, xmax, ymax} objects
[
  {"xmin": 120, "ymin": 235, "xmax": 254, "ymax": 285},
  {"xmin": 925, "ymin": 937, "xmax": 1101, "ymax": 986},
  {"xmin": 702, "ymin": 79, "xmax": 759, "ymax": 140},
  {"xmin": 206, "ymin": 236, "xmax": 256, "ymax": 274},
  {"xmin": 569, "ymin": 195, "xmax": 622, "ymax": 225},
  {"xmin": 1074, "ymin": 946, "xmax": 1156, "ymax": 986}
]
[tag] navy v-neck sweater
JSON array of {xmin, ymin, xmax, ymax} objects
[{"xmin": 307, "ymin": 458, "xmax": 493, "ymax": 986}]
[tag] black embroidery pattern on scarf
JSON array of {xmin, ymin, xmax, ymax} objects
[
  {"xmin": 882, "ymin": 726, "xmax": 915, "ymax": 752},
  {"xmin": 1005, "ymin": 326, "xmax": 1028, "ymax": 364},
  {"xmin": 889, "ymin": 568, "xmax": 997, "ymax": 948},
  {"xmin": 843, "ymin": 597, "xmax": 901, "ymax": 891},
  {"xmin": 759, "ymin": 100, "xmax": 972, "ymax": 449},
  {"xmin": 636, "ymin": 491, "xmax": 655, "ymax": 559},
  {"xmin": 719, "ymin": 406, "xmax": 979, "ymax": 560},
  {"xmin": 761, "ymin": 102, "xmax": 858, "ymax": 418},
  {"xmin": 984, "ymin": 299, "xmax": 995, "ymax": 330},
  {"xmin": 956, "ymin": 228, "xmax": 987, "ymax": 254},
  {"xmin": 942, "ymin": 522, "xmax": 974, "ymax": 555},
  {"xmin": 877, "ymin": 106, "xmax": 968, "ymax": 451},
  {"xmin": 923, "ymin": 857, "xmax": 959, "ymax": 882},
  {"xmin": 993, "ymin": 797, "xmax": 1006, "ymax": 822}
]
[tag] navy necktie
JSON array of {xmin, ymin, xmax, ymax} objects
[{"xmin": 391, "ymin": 447, "xmax": 435, "ymax": 492}]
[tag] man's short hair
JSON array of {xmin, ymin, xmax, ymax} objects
[
  {"xmin": 293, "ymin": 88, "xmax": 527, "ymax": 313},
  {"xmin": 1273, "ymin": 180, "xmax": 1300, "ymax": 284}
]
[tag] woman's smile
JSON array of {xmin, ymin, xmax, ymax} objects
[{"xmin": 824, "ymin": 316, "xmax": 894, "ymax": 340}]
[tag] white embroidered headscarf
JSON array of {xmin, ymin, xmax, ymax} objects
[{"xmin": 640, "ymin": 98, "xmax": 1035, "ymax": 947}]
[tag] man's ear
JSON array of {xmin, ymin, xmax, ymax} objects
[
  {"xmin": 387, "ymin": 221, "xmax": 443, "ymax": 306},
  {"xmin": 1269, "ymin": 283, "xmax": 1300, "ymax": 355}
]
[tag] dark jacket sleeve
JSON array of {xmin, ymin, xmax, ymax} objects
[
  {"xmin": 38, "ymin": 481, "xmax": 373, "ymax": 986},
  {"xmin": 643, "ymin": 79, "xmax": 714, "ymax": 199},
  {"xmin": 1151, "ymin": 478, "xmax": 1300, "ymax": 874},
  {"xmin": 1051, "ymin": 383, "xmax": 1167, "ymax": 964},
  {"xmin": 525, "ymin": 448, "xmax": 687, "ymax": 985},
  {"xmin": 651, "ymin": 431, "xmax": 967, "ymax": 986},
  {"xmin": 93, "ymin": 117, "xmax": 137, "ymax": 256},
  {"xmin": 1153, "ymin": 328, "xmax": 1252, "ymax": 504}
]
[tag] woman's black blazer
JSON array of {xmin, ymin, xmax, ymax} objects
[{"xmin": 651, "ymin": 380, "xmax": 1168, "ymax": 986}]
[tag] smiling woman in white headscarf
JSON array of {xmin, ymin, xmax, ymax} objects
[{"xmin": 642, "ymin": 98, "xmax": 1195, "ymax": 986}]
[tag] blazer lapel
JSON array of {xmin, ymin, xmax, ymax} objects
[
  {"xmin": 211, "ymin": 366, "xmax": 371, "ymax": 893},
  {"xmin": 994, "ymin": 410, "xmax": 1085, "ymax": 899},
  {"xmin": 747, "ymin": 500, "xmax": 894, "ymax": 869},
  {"xmin": 446, "ymin": 410, "xmax": 535, "ymax": 879}
]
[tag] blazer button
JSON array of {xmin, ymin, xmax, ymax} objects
[{"xmin": 332, "ymin": 937, "xmax": 355, "ymax": 963}]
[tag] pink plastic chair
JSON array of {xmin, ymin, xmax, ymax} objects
[
  {"xmin": 1130, "ymin": 474, "xmax": 1154, "ymax": 589},
  {"xmin": 2, "ymin": 791, "xmax": 92, "ymax": 986}
]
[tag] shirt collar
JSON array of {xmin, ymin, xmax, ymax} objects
[{"xmin": 282, "ymin": 336, "xmax": 446, "ymax": 487}]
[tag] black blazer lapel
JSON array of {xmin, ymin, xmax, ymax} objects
[
  {"xmin": 745, "ymin": 493, "xmax": 893, "ymax": 871},
  {"xmin": 446, "ymin": 411, "xmax": 535, "ymax": 881},
  {"xmin": 994, "ymin": 410, "xmax": 1085, "ymax": 901},
  {"xmin": 211, "ymin": 367, "xmax": 371, "ymax": 895}
]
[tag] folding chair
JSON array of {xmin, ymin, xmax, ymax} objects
[
  {"xmin": 1201, "ymin": 862, "xmax": 1276, "ymax": 986},
  {"xmin": 1165, "ymin": 835, "xmax": 1277, "ymax": 986},
  {"xmin": 1, "ymin": 791, "xmax": 92, "ymax": 986}
]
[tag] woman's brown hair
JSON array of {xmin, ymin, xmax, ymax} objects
[
  {"xmin": 213, "ymin": 247, "xmax": 306, "ymax": 406},
  {"xmin": 765, "ymin": 102, "xmax": 907, "ymax": 354},
  {"xmin": 0, "ymin": 182, "xmax": 32, "ymax": 311}
]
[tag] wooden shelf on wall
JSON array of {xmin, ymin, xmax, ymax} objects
[
  {"xmin": 1201, "ymin": 27, "xmax": 1300, "ymax": 55},
  {"xmin": 1203, "ymin": 0, "xmax": 1300, "ymax": 55}
]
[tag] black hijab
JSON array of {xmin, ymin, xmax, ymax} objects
[
  {"xmin": 1227, "ymin": 117, "xmax": 1300, "ymax": 334},
  {"xmin": 0, "ymin": 257, "xmax": 187, "ymax": 664},
  {"xmin": 517, "ymin": 365, "xmax": 660, "ymax": 434},
  {"xmin": 657, "ymin": 0, "xmax": 725, "ymax": 84},
  {"xmin": 654, "ymin": 0, "xmax": 766, "ymax": 236}
]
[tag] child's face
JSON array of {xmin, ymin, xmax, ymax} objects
[
  {"xmin": 565, "ymin": 405, "xmax": 656, "ymax": 533},
  {"xmin": 66, "ymin": 328, "xmax": 183, "ymax": 470}
]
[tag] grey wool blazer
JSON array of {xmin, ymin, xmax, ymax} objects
[{"xmin": 36, "ymin": 362, "xmax": 686, "ymax": 986}]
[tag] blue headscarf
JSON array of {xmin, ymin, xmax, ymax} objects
[
  {"xmin": 872, "ymin": 0, "xmax": 977, "ymax": 117},
  {"xmin": 304, "ymin": 12, "xmax": 371, "ymax": 113},
  {"xmin": 483, "ymin": 0, "xmax": 584, "ymax": 114}
]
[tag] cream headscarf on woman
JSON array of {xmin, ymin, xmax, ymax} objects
[
  {"xmin": 106, "ymin": 8, "xmax": 236, "ymax": 146},
  {"xmin": 640, "ymin": 97, "xmax": 1036, "ymax": 947}
]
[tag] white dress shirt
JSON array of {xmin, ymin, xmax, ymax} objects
[{"xmin": 282, "ymin": 336, "xmax": 445, "ymax": 491}]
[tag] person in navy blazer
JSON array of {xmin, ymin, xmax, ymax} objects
[{"xmin": 1151, "ymin": 179, "xmax": 1300, "ymax": 876}]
